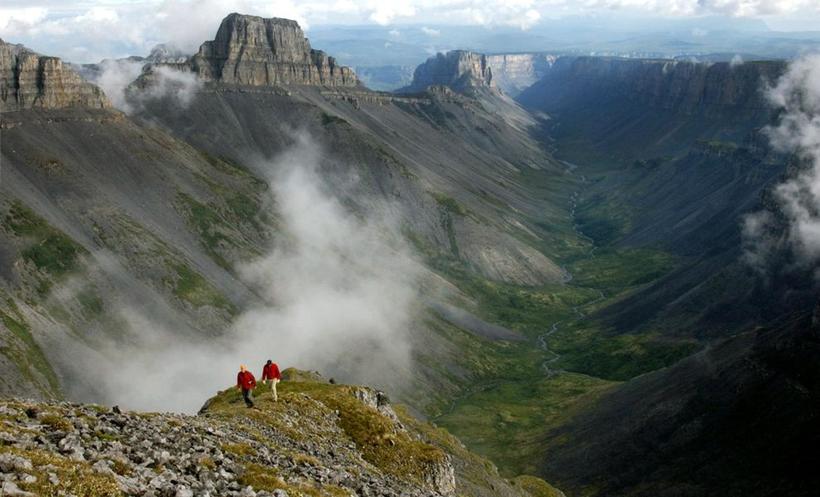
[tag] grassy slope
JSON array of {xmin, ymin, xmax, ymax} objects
[{"xmin": 203, "ymin": 370, "xmax": 558, "ymax": 497}]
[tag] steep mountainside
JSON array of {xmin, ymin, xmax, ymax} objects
[
  {"xmin": 541, "ymin": 306, "xmax": 820, "ymax": 497},
  {"xmin": 0, "ymin": 18, "xmax": 577, "ymax": 439},
  {"xmin": 0, "ymin": 369, "xmax": 563, "ymax": 497}
]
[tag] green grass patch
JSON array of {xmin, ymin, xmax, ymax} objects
[
  {"xmin": 0, "ymin": 301, "xmax": 60, "ymax": 395},
  {"xmin": 21, "ymin": 234, "xmax": 81, "ymax": 277},
  {"xmin": 568, "ymin": 248, "xmax": 678, "ymax": 291},
  {"xmin": 77, "ymin": 288, "xmax": 104, "ymax": 319},
  {"xmin": 0, "ymin": 446, "xmax": 122, "ymax": 497},
  {"xmin": 239, "ymin": 463, "xmax": 350, "ymax": 497},
  {"xmin": 176, "ymin": 192, "xmax": 232, "ymax": 268},
  {"xmin": 166, "ymin": 263, "xmax": 234, "ymax": 312},
  {"xmin": 435, "ymin": 372, "xmax": 615, "ymax": 477},
  {"xmin": 550, "ymin": 326, "xmax": 700, "ymax": 381},
  {"xmin": 431, "ymin": 192, "xmax": 468, "ymax": 217},
  {"xmin": 574, "ymin": 194, "xmax": 631, "ymax": 247},
  {"xmin": 511, "ymin": 475, "xmax": 565, "ymax": 497},
  {"xmin": 204, "ymin": 378, "xmax": 448, "ymax": 489},
  {"xmin": 3, "ymin": 201, "xmax": 85, "ymax": 292},
  {"xmin": 321, "ymin": 112, "xmax": 349, "ymax": 126},
  {"xmin": 222, "ymin": 442, "xmax": 256, "ymax": 457}
]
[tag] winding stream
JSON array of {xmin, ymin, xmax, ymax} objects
[{"xmin": 539, "ymin": 163, "xmax": 605, "ymax": 377}]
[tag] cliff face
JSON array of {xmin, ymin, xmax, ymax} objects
[
  {"xmin": 189, "ymin": 13, "xmax": 357, "ymax": 87},
  {"xmin": 519, "ymin": 56, "xmax": 784, "ymax": 117},
  {"xmin": 485, "ymin": 53, "xmax": 557, "ymax": 96},
  {"xmin": 403, "ymin": 51, "xmax": 495, "ymax": 93},
  {"xmin": 0, "ymin": 40, "xmax": 110, "ymax": 112},
  {"xmin": 517, "ymin": 56, "xmax": 786, "ymax": 159}
]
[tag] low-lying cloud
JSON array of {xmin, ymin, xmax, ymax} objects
[
  {"xmin": 89, "ymin": 61, "xmax": 202, "ymax": 114},
  {"xmin": 743, "ymin": 54, "xmax": 820, "ymax": 277},
  {"xmin": 57, "ymin": 134, "xmax": 419, "ymax": 413}
]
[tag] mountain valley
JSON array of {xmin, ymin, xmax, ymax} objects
[{"xmin": 1, "ymin": 11, "xmax": 819, "ymax": 497}]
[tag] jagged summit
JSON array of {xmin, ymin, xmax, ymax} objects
[
  {"xmin": 0, "ymin": 39, "xmax": 110, "ymax": 112},
  {"xmin": 188, "ymin": 13, "xmax": 358, "ymax": 87},
  {"xmin": 402, "ymin": 50, "xmax": 495, "ymax": 94}
]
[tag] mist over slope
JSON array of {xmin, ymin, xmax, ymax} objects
[{"xmin": 0, "ymin": 15, "xmax": 576, "ymax": 416}]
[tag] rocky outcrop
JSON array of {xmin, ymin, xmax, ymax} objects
[
  {"xmin": 485, "ymin": 53, "xmax": 558, "ymax": 96},
  {"xmin": 0, "ymin": 39, "xmax": 110, "ymax": 112},
  {"xmin": 189, "ymin": 13, "xmax": 357, "ymax": 87},
  {"xmin": 402, "ymin": 51, "xmax": 495, "ymax": 93},
  {"xmin": 0, "ymin": 372, "xmax": 510, "ymax": 497}
]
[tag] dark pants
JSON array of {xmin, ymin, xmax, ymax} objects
[{"xmin": 242, "ymin": 388, "xmax": 254, "ymax": 407}]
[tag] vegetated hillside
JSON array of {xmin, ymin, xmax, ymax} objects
[
  {"xmin": 540, "ymin": 306, "xmax": 820, "ymax": 497},
  {"xmin": 0, "ymin": 369, "xmax": 563, "ymax": 497}
]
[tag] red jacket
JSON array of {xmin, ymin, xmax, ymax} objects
[
  {"xmin": 237, "ymin": 370, "xmax": 256, "ymax": 390},
  {"xmin": 262, "ymin": 362, "xmax": 281, "ymax": 381}
]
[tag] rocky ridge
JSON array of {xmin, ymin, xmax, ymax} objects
[
  {"xmin": 0, "ymin": 39, "xmax": 110, "ymax": 112},
  {"xmin": 0, "ymin": 370, "xmax": 559, "ymax": 497},
  {"xmin": 402, "ymin": 51, "xmax": 495, "ymax": 94},
  {"xmin": 186, "ymin": 13, "xmax": 357, "ymax": 87}
]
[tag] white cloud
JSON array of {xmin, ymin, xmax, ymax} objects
[
  {"xmin": 743, "ymin": 54, "xmax": 820, "ymax": 277},
  {"xmin": 0, "ymin": 7, "xmax": 48, "ymax": 36},
  {"xmin": 730, "ymin": 53, "xmax": 744, "ymax": 66},
  {"xmin": 57, "ymin": 134, "xmax": 420, "ymax": 412},
  {"xmin": 1, "ymin": 0, "xmax": 820, "ymax": 63},
  {"xmin": 421, "ymin": 26, "xmax": 440, "ymax": 36}
]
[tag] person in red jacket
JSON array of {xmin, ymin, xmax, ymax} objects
[
  {"xmin": 261, "ymin": 360, "xmax": 282, "ymax": 402},
  {"xmin": 236, "ymin": 365, "xmax": 256, "ymax": 408}
]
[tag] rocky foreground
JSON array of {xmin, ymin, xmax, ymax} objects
[{"xmin": 0, "ymin": 370, "xmax": 561, "ymax": 497}]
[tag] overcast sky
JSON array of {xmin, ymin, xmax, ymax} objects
[{"xmin": 2, "ymin": 0, "xmax": 820, "ymax": 63}]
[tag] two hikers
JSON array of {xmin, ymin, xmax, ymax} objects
[
  {"xmin": 236, "ymin": 360, "xmax": 282, "ymax": 408},
  {"xmin": 262, "ymin": 359, "xmax": 282, "ymax": 401}
]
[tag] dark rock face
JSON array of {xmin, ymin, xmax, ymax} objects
[
  {"xmin": 541, "ymin": 308, "xmax": 820, "ymax": 497},
  {"xmin": 189, "ymin": 13, "xmax": 357, "ymax": 87},
  {"xmin": 520, "ymin": 56, "xmax": 784, "ymax": 116},
  {"xmin": 0, "ymin": 40, "xmax": 110, "ymax": 112},
  {"xmin": 403, "ymin": 51, "xmax": 495, "ymax": 93}
]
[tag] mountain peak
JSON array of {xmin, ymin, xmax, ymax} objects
[
  {"xmin": 0, "ymin": 39, "xmax": 110, "ymax": 112},
  {"xmin": 403, "ymin": 50, "xmax": 495, "ymax": 94},
  {"xmin": 189, "ymin": 13, "xmax": 358, "ymax": 87}
]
